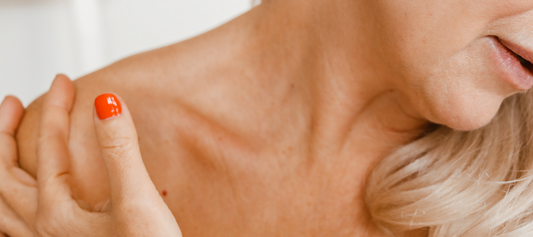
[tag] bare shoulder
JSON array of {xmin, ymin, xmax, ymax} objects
[
  {"xmin": 14, "ymin": 39, "xmax": 213, "ymax": 205},
  {"xmin": 15, "ymin": 12, "xmax": 258, "ymax": 210},
  {"xmin": 16, "ymin": 46, "xmax": 165, "ymax": 172}
]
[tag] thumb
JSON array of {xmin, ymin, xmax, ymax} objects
[{"xmin": 93, "ymin": 93, "xmax": 160, "ymax": 206}]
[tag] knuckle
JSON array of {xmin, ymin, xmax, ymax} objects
[
  {"xmin": 36, "ymin": 135, "xmax": 59, "ymax": 153},
  {"xmin": 100, "ymin": 135, "xmax": 135, "ymax": 158}
]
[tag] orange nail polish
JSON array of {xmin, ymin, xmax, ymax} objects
[{"xmin": 95, "ymin": 93, "xmax": 122, "ymax": 120}]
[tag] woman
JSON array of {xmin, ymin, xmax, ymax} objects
[{"xmin": 1, "ymin": 0, "xmax": 533, "ymax": 236}]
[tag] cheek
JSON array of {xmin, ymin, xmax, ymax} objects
[
  {"xmin": 411, "ymin": 38, "xmax": 512, "ymax": 131},
  {"xmin": 371, "ymin": 0, "xmax": 531, "ymax": 76},
  {"xmin": 368, "ymin": 0, "xmax": 533, "ymax": 130},
  {"xmin": 371, "ymin": 0, "xmax": 488, "ymax": 74}
]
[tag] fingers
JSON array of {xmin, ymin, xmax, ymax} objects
[
  {"xmin": 93, "ymin": 94, "xmax": 160, "ymax": 205},
  {"xmin": 0, "ymin": 196, "xmax": 33, "ymax": 237},
  {"xmin": 0, "ymin": 96, "xmax": 24, "ymax": 135},
  {"xmin": 0, "ymin": 96, "xmax": 23, "ymax": 166},
  {"xmin": 0, "ymin": 96, "xmax": 39, "ymax": 224},
  {"xmin": 36, "ymin": 74, "xmax": 76, "ymax": 207},
  {"xmin": 0, "ymin": 167, "xmax": 38, "ymax": 225}
]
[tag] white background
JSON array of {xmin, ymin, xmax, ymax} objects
[{"xmin": 0, "ymin": 0, "xmax": 252, "ymax": 105}]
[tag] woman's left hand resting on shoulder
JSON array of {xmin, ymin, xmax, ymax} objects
[{"xmin": 0, "ymin": 75, "xmax": 182, "ymax": 236}]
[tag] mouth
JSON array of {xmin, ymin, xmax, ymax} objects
[
  {"xmin": 490, "ymin": 36, "xmax": 533, "ymax": 91},
  {"xmin": 498, "ymin": 37, "xmax": 533, "ymax": 75},
  {"xmin": 514, "ymin": 51, "xmax": 533, "ymax": 73}
]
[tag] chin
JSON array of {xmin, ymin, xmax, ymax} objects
[{"xmin": 423, "ymin": 96, "xmax": 505, "ymax": 131}]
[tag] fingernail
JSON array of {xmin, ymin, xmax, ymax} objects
[{"xmin": 95, "ymin": 93, "xmax": 122, "ymax": 120}]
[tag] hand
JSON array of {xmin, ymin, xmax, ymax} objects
[{"xmin": 0, "ymin": 75, "xmax": 182, "ymax": 236}]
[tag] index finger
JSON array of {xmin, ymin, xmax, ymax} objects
[
  {"xmin": 36, "ymin": 74, "xmax": 77, "ymax": 207},
  {"xmin": 0, "ymin": 96, "xmax": 24, "ymax": 166}
]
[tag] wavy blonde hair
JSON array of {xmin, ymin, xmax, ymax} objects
[{"xmin": 366, "ymin": 89, "xmax": 533, "ymax": 236}]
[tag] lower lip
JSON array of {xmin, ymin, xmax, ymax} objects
[{"xmin": 489, "ymin": 37, "xmax": 533, "ymax": 91}]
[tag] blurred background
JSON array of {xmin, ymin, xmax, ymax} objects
[{"xmin": 0, "ymin": 0, "xmax": 252, "ymax": 106}]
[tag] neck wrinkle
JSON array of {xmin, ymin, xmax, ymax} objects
[{"xmin": 248, "ymin": 0, "xmax": 428, "ymax": 162}]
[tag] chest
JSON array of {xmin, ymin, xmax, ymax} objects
[{"xmin": 129, "ymin": 119, "xmax": 390, "ymax": 236}]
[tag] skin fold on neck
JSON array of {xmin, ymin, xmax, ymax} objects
[
  {"xmin": 157, "ymin": 0, "xmax": 430, "ymax": 234},
  {"xmin": 172, "ymin": 0, "xmax": 430, "ymax": 155},
  {"xmin": 183, "ymin": 0, "xmax": 431, "ymax": 175}
]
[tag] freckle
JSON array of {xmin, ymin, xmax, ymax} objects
[
  {"xmin": 162, "ymin": 190, "xmax": 168, "ymax": 197},
  {"xmin": 291, "ymin": 84, "xmax": 295, "ymax": 89}
]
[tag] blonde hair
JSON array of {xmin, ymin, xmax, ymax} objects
[{"xmin": 366, "ymin": 89, "xmax": 533, "ymax": 236}]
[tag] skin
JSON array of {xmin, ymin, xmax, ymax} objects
[
  {"xmin": 0, "ymin": 77, "xmax": 182, "ymax": 236},
  {"xmin": 7, "ymin": 0, "xmax": 533, "ymax": 236}
]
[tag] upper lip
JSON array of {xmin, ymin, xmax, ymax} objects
[{"xmin": 498, "ymin": 37, "xmax": 533, "ymax": 66}]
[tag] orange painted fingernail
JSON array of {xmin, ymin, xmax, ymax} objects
[{"xmin": 95, "ymin": 93, "xmax": 122, "ymax": 120}]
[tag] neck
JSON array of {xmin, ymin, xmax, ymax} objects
[
  {"xmin": 236, "ymin": 3, "xmax": 430, "ymax": 234},
  {"xmin": 242, "ymin": 0, "xmax": 429, "ymax": 155},
  {"xmin": 158, "ymin": 1, "xmax": 431, "ymax": 235}
]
